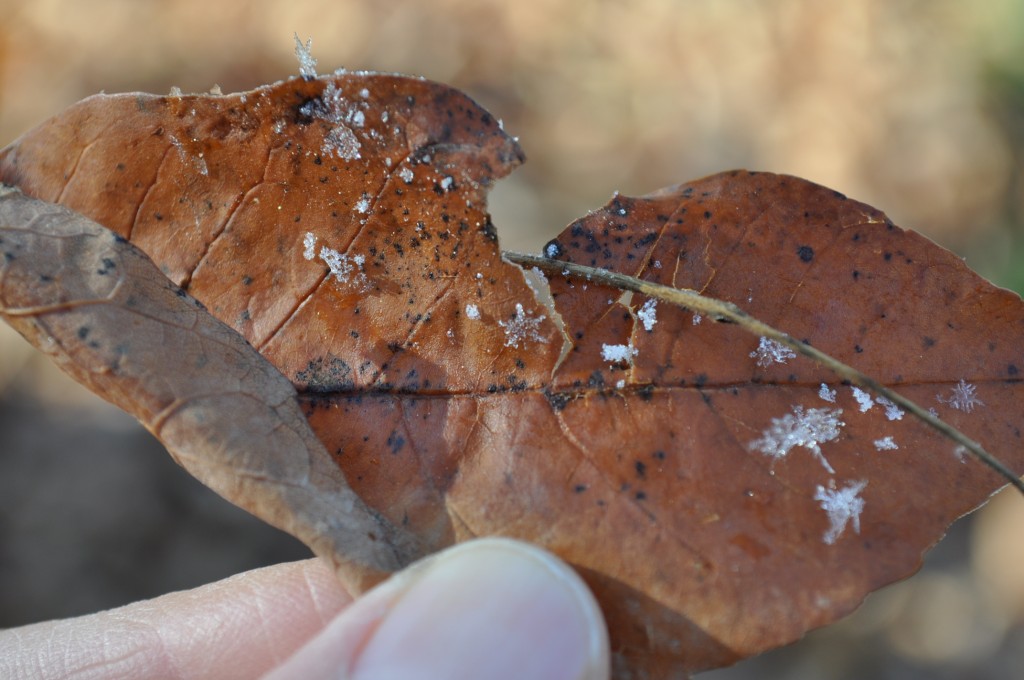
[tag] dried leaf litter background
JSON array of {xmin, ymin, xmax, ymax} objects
[
  {"xmin": 3, "ymin": 71, "xmax": 1024, "ymax": 677},
  {"xmin": 3, "ymin": 3, "xmax": 1024, "ymax": 679}
]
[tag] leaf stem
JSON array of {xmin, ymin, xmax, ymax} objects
[{"xmin": 503, "ymin": 250, "xmax": 1024, "ymax": 495}]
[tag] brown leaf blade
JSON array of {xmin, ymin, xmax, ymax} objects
[
  {"xmin": 0, "ymin": 185, "xmax": 422, "ymax": 592},
  {"xmin": 3, "ymin": 77, "xmax": 1024, "ymax": 679}
]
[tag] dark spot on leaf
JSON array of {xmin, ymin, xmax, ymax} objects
[
  {"xmin": 386, "ymin": 430, "xmax": 406, "ymax": 454},
  {"xmin": 635, "ymin": 460, "xmax": 647, "ymax": 478},
  {"xmin": 797, "ymin": 245, "xmax": 814, "ymax": 263},
  {"xmin": 574, "ymin": 484, "xmax": 588, "ymax": 493}
]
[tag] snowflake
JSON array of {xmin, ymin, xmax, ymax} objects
[
  {"xmin": 294, "ymin": 34, "xmax": 318, "ymax": 78},
  {"xmin": 814, "ymin": 480, "xmax": 867, "ymax": 545},
  {"xmin": 850, "ymin": 386, "xmax": 874, "ymax": 413},
  {"xmin": 750, "ymin": 337, "xmax": 797, "ymax": 367},
  {"xmin": 818, "ymin": 384, "xmax": 837, "ymax": 403},
  {"xmin": 601, "ymin": 343, "xmax": 638, "ymax": 364},
  {"xmin": 498, "ymin": 303, "xmax": 548, "ymax": 348},
  {"xmin": 875, "ymin": 396, "xmax": 904, "ymax": 421},
  {"xmin": 748, "ymin": 406, "xmax": 844, "ymax": 473},
  {"xmin": 317, "ymin": 245, "xmax": 368, "ymax": 289},
  {"xmin": 465, "ymin": 304, "xmax": 481, "ymax": 320},
  {"xmin": 873, "ymin": 436, "xmax": 898, "ymax": 451},
  {"xmin": 355, "ymin": 195, "xmax": 371, "ymax": 214},
  {"xmin": 302, "ymin": 232, "xmax": 317, "ymax": 260},
  {"xmin": 324, "ymin": 126, "xmax": 361, "ymax": 161},
  {"xmin": 637, "ymin": 298, "xmax": 658, "ymax": 332},
  {"xmin": 399, "ymin": 167, "xmax": 414, "ymax": 184},
  {"xmin": 938, "ymin": 380, "xmax": 984, "ymax": 413}
]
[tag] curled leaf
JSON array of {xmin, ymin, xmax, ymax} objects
[{"xmin": 3, "ymin": 75, "xmax": 1024, "ymax": 678}]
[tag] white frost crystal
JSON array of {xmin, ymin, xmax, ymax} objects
[
  {"xmin": 750, "ymin": 337, "xmax": 796, "ymax": 367},
  {"xmin": 818, "ymin": 384, "xmax": 837, "ymax": 403},
  {"xmin": 399, "ymin": 167, "xmax": 415, "ymax": 184},
  {"xmin": 814, "ymin": 480, "xmax": 867, "ymax": 545},
  {"xmin": 294, "ymin": 34, "xmax": 318, "ymax": 78},
  {"xmin": 303, "ymin": 232, "xmax": 317, "ymax": 260},
  {"xmin": 355, "ymin": 195, "xmax": 371, "ymax": 214},
  {"xmin": 324, "ymin": 126, "xmax": 361, "ymax": 161},
  {"xmin": 873, "ymin": 436, "xmax": 898, "ymax": 451},
  {"xmin": 748, "ymin": 405, "xmax": 844, "ymax": 473},
  {"xmin": 876, "ymin": 396, "xmax": 904, "ymax": 421},
  {"xmin": 938, "ymin": 379, "xmax": 984, "ymax": 413},
  {"xmin": 498, "ymin": 303, "xmax": 548, "ymax": 348},
  {"xmin": 601, "ymin": 343, "xmax": 638, "ymax": 364},
  {"xmin": 637, "ymin": 299, "xmax": 658, "ymax": 332},
  {"xmin": 851, "ymin": 386, "xmax": 874, "ymax": 413},
  {"xmin": 465, "ymin": 304, "xmax": 481, "ymax": 320}
]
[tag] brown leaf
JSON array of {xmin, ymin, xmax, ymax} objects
[{"xmin": 3, "ymin": 76, "xmax": 1024, "ymax": 678}]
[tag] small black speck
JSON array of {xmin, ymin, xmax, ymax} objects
[
  {"xmin": 635, "ymin": 460, "xmax": 647, "ymax": 478},
  {"xmin": 703, "ymin": 210, "xmax": 712, "ymax": 219},
  {"xmin": 854, "ymin": 345, "xmax": 864, "ymax": 353},
  {"xmin": 883, "ymin": 252, "xmax": 892, "ymax": 262},
  {"xmin": 1009, "ymin": 364, "xmax": 1019, "ymax": 376},
  {"xmin": 652, "ymin": 450, "xmax": 665, "ymax": 460},
  {"xmin": 797, "ymin": 245, "xmax": 814, "ymax": 262},
  {"xmin": 77, "ymin": 327, "xmax": 90, "ymax": 340},
  {"xmin": 923, "ymin": 336, "xmax": 936, "ymax": 348},
  {"xmin": 635, "ymin": 491, "xmax": 647, "ymax": 500},
  {"xmin": 242, "ymin": 275, "xmax": 253, "ymax": 286},
  {"xmin": 852, "ymin": 270, "xmax": 860, "ymax": 280},
  {"xmin": 573, "ymin": 484, "xmax": 588, "ymax": 494}
]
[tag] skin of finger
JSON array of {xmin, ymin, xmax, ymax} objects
[
  {"xmin": 0, "ymin": 558, "xmax": 351, "ymax": 680},
  {"xmin": 266, "ymin": 538, "xmax": 611, "ymax": 680}
]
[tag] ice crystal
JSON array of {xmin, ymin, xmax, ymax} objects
[
  {"xmin": 355, "ymin": 195, "xmax": 371, "ymax": 214},
  {"xmin": 498, "ymin": 303, "xmax": 548, "ymax": 348},
  {"xmin": 876, "ymin": 396, "xmax": 904, "ymax": 421},
  {"xmin": 440, "ymin": 176, "xmax": 454, "ymax": 191},
  {"xmin": 748, "ymin": 406, "xmax": 844, "ymax": 473},
  {"xmin": 814, "ymin": 480, "xmax": 867, "ymax": 545},
  {"xmin": 601, "ymin": 343, "xmax": 638, "ymax": 364},
  {"xmin": 302, "ymin": 232, "xmax": 316, "ymax": 260},
  {"xmin": 465, "ymin": 304, "xmax": 481, "ymax": 320},
  {"xmin": 851, "ymin": 386, "xmax": 874, "ymax": 413},
  {"xmin": 637, "ymin": 299, "xmax": 658, "ymax": 332},
  {"xmin": 873, "ymin": 436, "xmax": 898, "ymax": 451},
  {"xmin": 324, "ymin": 126, "xmax": 361, "ymax": 161},
  {"xmin": 399, "ymin": 167, "xmax": 415, "ymax": 184},
  {"xmin": 750, "ymin": 337, "xmax": 796, "ymax": 367},
  {"xmin": 818, "ymin": 384, "xmax": 837, "ymax": 403},
  {"xmin": 938, "ymin": 380, "xmax": 984, "ymax": 413},
  {"xmin": 294, "ymin": 34, "xmax": 318, "ymax": 78}
]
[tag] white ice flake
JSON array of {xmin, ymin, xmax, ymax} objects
[
  {"xmin": 814, "ymin": 480, "xmax": 867, "ymax": 545},
  {"xmin": 350, "ymin": 109, "xmax": 365, "ymax": 128},
  {"xmin": 319, "ymin": 246, "xmax": 354, "ymax": 282},
  {"xmin": 359, "ymin": 88, "xmax": 370, "ymax": 99},
  {"xmin": 440, "ymin": 176, "xmax": 454, "ymax": 191},
  {"xmin": 498, "ymin": 303, "xmax": 548, "ymax": 348},
  {"xmin": 465, "ymin": 304, "xmax": 481, "ymax": 320},
  {"xmin": 294, "ymin": 34, "xmax": 318, "ymax": 78},
  {"xmin": 399, "ymin": 167, "xmax": 415, "ymax": 184},
  {"xmin": 355, "ymin": 195, "xmax": 371, "ymax": 214},
  {"xmin": 938, "ymin": 380, "xmax": 984, "ymax": 413},
  {"xmin": 601, "ymin": 343, "xmax": 638, "ymax": 364},
  {"xmin": 873, "ymin": 436, "xmax": 898, "ymax": 451},
  {"xmin": 851, "ymin": 386, "xmax": 874, "ymax": 413},
  {"xmin": 876, "ymin": 396, "xmax": 904, "ymax": 421},
  {"xmin": 302, "ymin": 232, "xmax": 317, "ymax": 260},
  {"xmin": 692, "ymin": 313, "xmax": 703, "ymax": 325},
  {"xmin": 748, "ymin": 406, "xmax": 844, "ymax": 473},
  {"xmin": 545, "ymin": 243, "xmax": 560, "ymax": 258},
  {"xmin": 818, "ymin": 384, "xmax": 837, "ymax": 403},
  {"xmin": 324, "ymin": 126, "xmax": 361, "ymax": 161},
  {"xmin": 750, "ymin": 337, "xmax": 797, "ymax": 367},
  {"xmin": 637, "ymin": 299, "xmax": 658, "ymax": 332}
]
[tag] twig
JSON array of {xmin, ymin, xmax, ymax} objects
[{"xmin": 503, "ymin": 250, "xmax": 1024, "ymax": 495}]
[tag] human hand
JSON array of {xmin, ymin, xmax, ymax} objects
[{"xmin": 1, "ymin": 538, "xmax": 611, "ymax": 679}]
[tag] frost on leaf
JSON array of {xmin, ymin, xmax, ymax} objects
[
  {"xmin": 873, "ymin": 436, "xmax": 898, "ymax": 451},
  {"xmin": 851, "ymin": 386, "xmax": 874, "ymax": 413},
  {"xmin": 302, "ymin": 232, "xmax": 317, "ymax": 260},
  {"xmin": 601, "ymin": 343, "xmax": 638, "ymax": 364},
  {"xmin": 324, "ymin": 126, "xmax": 362, "ymax": 161},
  {"xmin": 814, "ymin": 480, "xmax": 867, "ymax": 545},
  {"xmin": 750, "ymin": 337, "xmax": 796, "ymax": 367},
  {"xmin": 399, "ymin": 167, "xmax": 414, "ymax": 184},
  {"xmin": 294, "ymin": 33, "xmax": 318, "ymax": 78},
  {"xmin": 875, "ymin": 396, "xmax": 904, "ymax": 421},
  {"xmin": 938, "ymin": 379, "xmax": 984, "ymax": 413},
  {"xmin": 818, "ymin": 384, "xmax": 837, "ymax": 403},
  {"xmin": 748, "ymin": 406, "xmax": 844, "ymax": 473},
  {"xmin": 317, "ymin": 245, "xmax": 368, "ymax": 289},
  {"xmin": 637, "ymin": 299, "xmax": 658, "ymax": 332},
  {"xmin": 465, "ymin": 303, "xmax": 480, "ymax": 320},
  {"xmin": 498, "ymin": 303, "xmax": 548, "ymax": 348}
]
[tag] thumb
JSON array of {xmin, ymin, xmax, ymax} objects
[{"xmin": 264, "ymin": 537, "xmax": 611, "ymax": 680}]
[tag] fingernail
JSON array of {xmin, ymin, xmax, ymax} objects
[{"xmin": 351, "ymin": 538, "xmax": 609, "ymax": 680}]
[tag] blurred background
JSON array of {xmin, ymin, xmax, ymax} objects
[{"xmin": 1, "ymin": 0, "xmax": 1023, "ymax": 677}]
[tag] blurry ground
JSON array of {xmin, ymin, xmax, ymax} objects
[{"xmin": 1, "ymin": 1, "xmax": 1024, "ymax": 677}]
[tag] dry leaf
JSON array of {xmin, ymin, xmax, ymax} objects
[{"xmin": 2, "ymin": 74, "xmax": 1023, "ymax": 678}]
